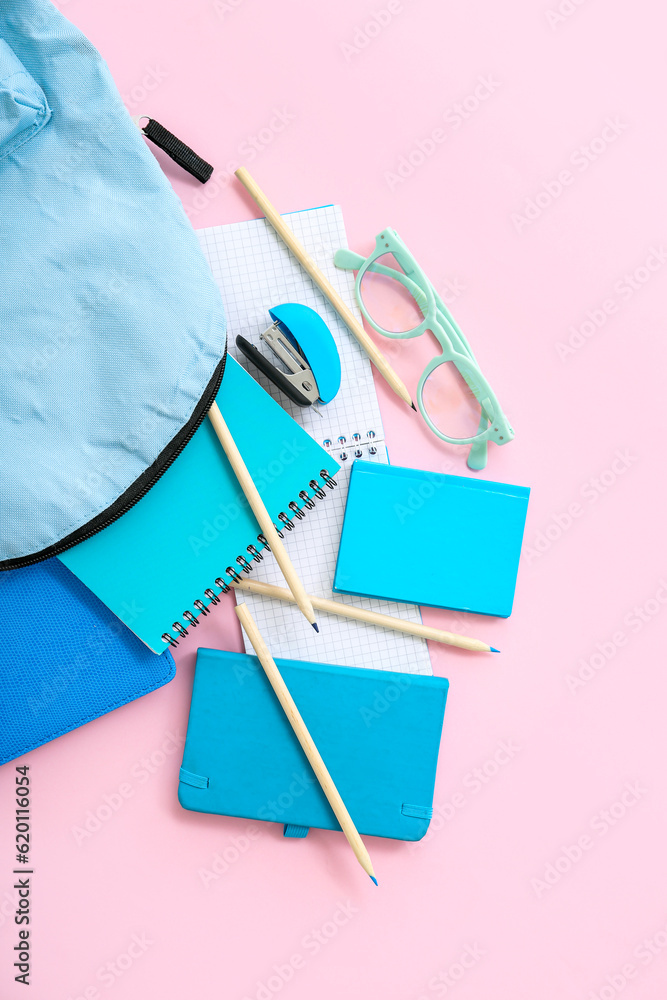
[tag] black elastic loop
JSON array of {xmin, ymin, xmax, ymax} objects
[{"xmin": 141, "ymin": 118, "xmax": 213, "ymax": 183}]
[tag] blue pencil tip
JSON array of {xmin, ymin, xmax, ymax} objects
[
  {"xmin": 312, "ymin": 622, "xmax": 319, "ymax": 633},
  {"xmin": 490, "ymin": 647, "xmax": 500, "ymax": 653},
  {"xmin": 370, "ymin": 875, "xmax": 378, "ymax": 885}
]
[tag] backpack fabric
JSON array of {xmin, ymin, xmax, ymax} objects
[{"xmin": 0, "ymin": 0, "xmax": 227, "ymax": 569}]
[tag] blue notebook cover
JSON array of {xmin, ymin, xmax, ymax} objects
[
  {"xmin": 0, "ymin": 559, "xmax": 175, "ymax": 765},
  {"xmin": 333, "ymin": 460, "xmax": 530, "ymax": 617},
  {"xmin": 178, "ymin": 648, "xmax": 449, "ymax": 842},
  {"xmin": 60, "ymin": 357, "xmax": 340, "ymax": 652}
]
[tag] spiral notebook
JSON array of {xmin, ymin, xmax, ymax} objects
[
  {"xmin": 59, "ymin": 355, "xmax": 340, "ymax": 653},
  {"xmin": 197, "ymin": 206, "xmax": 433, "ymax": 675}
]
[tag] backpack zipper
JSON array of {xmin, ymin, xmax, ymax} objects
[{"xmin": 1, "ymin": 349, "xmax": 227, "ymax": 571}]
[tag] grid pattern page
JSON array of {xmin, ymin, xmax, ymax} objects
[{"xmin": 197, "ymin": 207, "xmax": 432, "ymax": 676}]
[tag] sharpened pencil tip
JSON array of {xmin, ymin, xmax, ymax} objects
[
  {"xmin": 411, "ymin": 402, "xmax": 417, "ymax": 411},
  {"xmin": 490, "ymin": 647, "xmax": 500, "ymax": 653},
  {"xmin": 312, "ymin": 622, "xmax": 319, "ymax": 633},
  {"xmin": 370, "ymin": 875, "xmax": 378, "ymax": 885}
]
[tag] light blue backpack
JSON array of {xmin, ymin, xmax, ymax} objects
[{"xmin": 0, "ymin": 0, "xmax": 226, "ymax": 569}]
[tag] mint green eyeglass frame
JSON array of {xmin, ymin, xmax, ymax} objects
[{"xmin": 334, "ymin": 229, "xmax": 514, "ymax": 470}]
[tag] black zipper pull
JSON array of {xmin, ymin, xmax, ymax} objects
[{"xmin": 133, "ymin": 116, "xmax": 213, "ymax": 183}]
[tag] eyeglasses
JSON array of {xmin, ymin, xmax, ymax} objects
[{"xmin": 334, "ymin": 228, "xmax": 514, "ymax": 470}]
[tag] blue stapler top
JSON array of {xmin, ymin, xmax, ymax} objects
[{"xmin": 268, "ymin": 303, "xmax": 341, "ymax": 404}]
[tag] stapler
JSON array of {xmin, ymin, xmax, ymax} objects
[{"xmin": 236, "ymin": 303, "xmax": 341, "ymax": 410}]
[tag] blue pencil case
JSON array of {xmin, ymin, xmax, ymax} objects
[
  {"xmin": 0, "ymin": 559, "xmax": 175, "ymax": 765},
  {"xmin": 179, "ymin": 648, "xmax": 449, "ymax": 841}
]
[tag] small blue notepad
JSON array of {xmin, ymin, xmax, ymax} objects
[{"xmin": 333, "ymin": 461, "xmax": 530, "ymax": 617}]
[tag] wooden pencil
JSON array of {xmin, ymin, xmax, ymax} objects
[
  {"xmin": 232, "ymin": 577, "xmax": 498, "ymax": 653},
  {"xmin": 234, "ymin": 166, "xmax": 414, "ymax": 410},
  {"xmin": 207, "ymin": 401, "xmax": 318, "ymax": 631},
  {"xmin": 235, "ymin": 601, "xmax": 378, "ymax": 884}
]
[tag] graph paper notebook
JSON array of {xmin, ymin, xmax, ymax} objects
[
  {"xmin": 60, "ymin": 356, "xmax": 339, "ymax": 653},
  {"xmin": 178, "ymin": 648, "xmax": 449, "ymax": 841},
  {"xmin": 197, "ymin": 206, "xmax": 432, "ymax": 675}
]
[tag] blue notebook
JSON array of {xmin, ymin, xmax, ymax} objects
[
  {"xmin": 178, "ymin": 648, "xmax": 449, "ymax": 841},
  {"xmin": 333, "ymin": 460, "xmax": 530, "ymax": 617},
  {"xmin": 60, "ymin": 357, "xmax": 340, "ymax": 652},
  {"xmin": 0, "ymin": 559, "xmax": 175, "ymax": 765}
]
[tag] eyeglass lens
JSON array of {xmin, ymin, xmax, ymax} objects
[
  {"xmin": 360, "ymin": 253, "xmax": 424, "ymax": 334},
  {"xmin": 421, "ymin": 361, "xmax": 493, "ymax": 442}
]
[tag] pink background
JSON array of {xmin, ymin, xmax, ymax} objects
[{"xmin": 2, "ymin": 0, "xmax": 667, "ymax": 997}]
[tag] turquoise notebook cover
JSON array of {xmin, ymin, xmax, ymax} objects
[
  {"xmin": 179, "ymin": 649, "xmax": 448, "ymax": 841},
  {"xmin": 333, "ymin": 460, "xmax": 530, "ymax": 617},
  {"xmin": 60, "ymin": 357, "xmax": 340, "ymax": 652}
]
